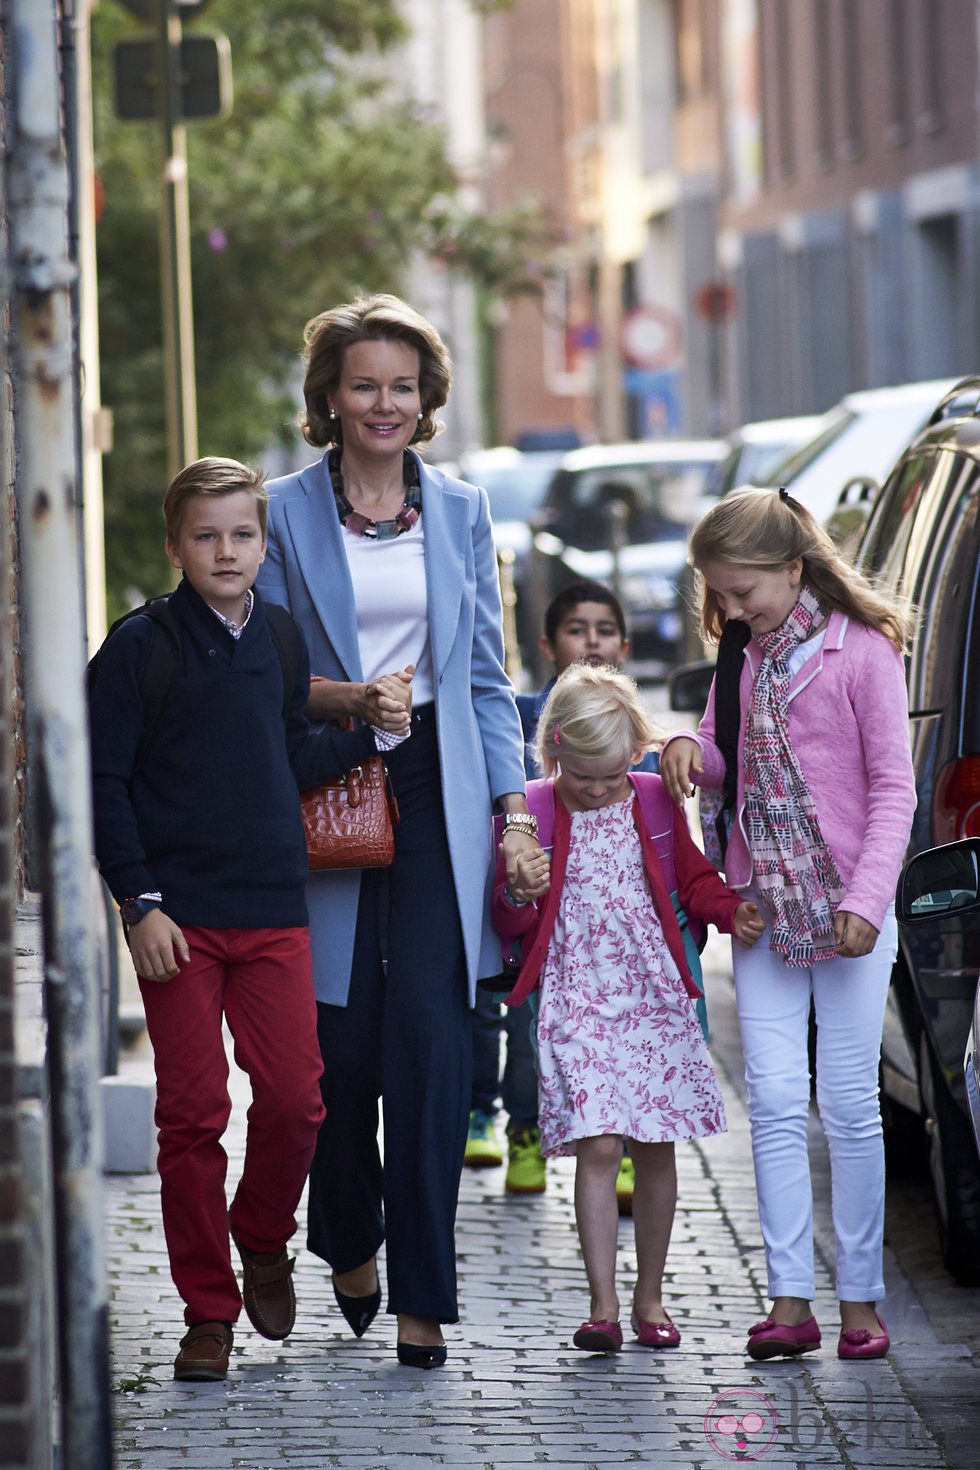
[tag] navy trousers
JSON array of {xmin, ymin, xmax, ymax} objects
[{"xmin": 306, "ymin": 706, "xmax": 472, "ymax": 1322}]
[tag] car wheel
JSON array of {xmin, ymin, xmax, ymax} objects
[{"xmin": 919, "ymin": 1032, "xmax": 980, "ymax": 1284}]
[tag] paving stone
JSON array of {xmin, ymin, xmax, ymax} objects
[{"xmin": 107, "ymin": 965, "xmax": 980, "ymax": 1469}]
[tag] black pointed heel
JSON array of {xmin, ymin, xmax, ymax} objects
[
  {"xmin": 331, "ymin": 1276, "xmax": 382, "ymax": 1339},
  {"xmin": 396, "ymin": 1341, "xmax": 447, "ymax": 1369}
]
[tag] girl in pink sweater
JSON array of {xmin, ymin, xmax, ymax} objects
[
  {"xmin": 494, "ymin": 665, "xmax": 762, "ymax": 1354},
  {"xmin": 660, "ymin": 486, "xmax": 916, "ymax": 1364}
]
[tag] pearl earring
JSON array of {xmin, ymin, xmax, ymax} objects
[
  {"xmin": 329, "ymin": 409, "xmax": 337, "ymax": 421},
  {"xmin": 417, "ymin": 412, "xmax": 423, "ymax": 422}
]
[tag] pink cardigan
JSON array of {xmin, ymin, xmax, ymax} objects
[
  {"xmin": 665, "ymin": 612, "xmax": 916, "ymax": 933},
  {"xmin": 492, "ymin": 773, "xmax": 744, "ymax": 1007}
]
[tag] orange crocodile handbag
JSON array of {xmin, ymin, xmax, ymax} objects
[{"xmin": 301, "ymin": 757, "xmax": 399, "ymax": 870}]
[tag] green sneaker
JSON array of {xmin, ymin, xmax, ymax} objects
[
  {"xmin": 463, "ymin": 1109, "xmax": 503, "ymax": 1168},
  {"xmin": 616, "ymin": 1153, "xmax": 635, "ymax": 1216},
  {"xmin": 505, "ymin": 1128, "xmax": 546, "ymax": 1194}
]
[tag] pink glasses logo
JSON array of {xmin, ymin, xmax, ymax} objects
[{"xmin": 704, "ymin": 1389, "xmax": 779, "ymax": 1460}]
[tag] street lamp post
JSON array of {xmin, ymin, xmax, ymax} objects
[
  {"xmin": 156, "ymin": 0, "xmax": 198, "ymax": 476},
  {"xmin": 115, "ymin": 0, "xmax": 229, "ymax": 475}
]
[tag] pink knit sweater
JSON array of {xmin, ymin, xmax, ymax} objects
[{"xmin": 666, "ymin": 612, "xmax": 916, "ymax": 933}]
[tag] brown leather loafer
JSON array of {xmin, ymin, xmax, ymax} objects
[
  {"xmin": 232, "ymin": 1233, "xmax": 296, "ymax": 1340},
  {"xmin": 174, "ymin": 1321, "xmax": 233, "ymax": 1381}
]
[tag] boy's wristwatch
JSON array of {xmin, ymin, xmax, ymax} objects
[{"xmin": 120, "ymin": 894, "xmax": 162, "ymax": 926}]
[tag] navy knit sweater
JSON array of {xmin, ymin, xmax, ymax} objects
[{"xmin": 90, "ymin": 578, "xmax": 377, "ymax": 928}]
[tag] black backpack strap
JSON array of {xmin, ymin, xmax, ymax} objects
[
  {"xmin": 263, "ymin": 602, "xmax": 304, "ymax": 719},
  {"xmin": 133, "ymin": 598, "xmax": 181, "ymax": 777},
  {"xmin": 714, "ymin": 617, "xmax": 750, "ymax": 837}
]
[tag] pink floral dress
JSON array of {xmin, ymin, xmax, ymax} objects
[{"xmin": 536, "ymin": 797, "xmax": 727, "ymax": 1156}]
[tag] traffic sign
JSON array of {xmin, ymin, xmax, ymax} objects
[
  {"xmin": 114, "ymin": 33, "xmax": 232, "ymax": 121},
  {"xmin": 117, "ymin": 0, "xmax": 214, "ymax": 20},
  {"xmin": 619, "ymin": 304, "xmax": 684, "ymax": 371},
  {"xmin": 695, "ymin": 280, "xmax": 738, "ymax": 322}
]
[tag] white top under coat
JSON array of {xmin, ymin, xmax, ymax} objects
[{"xmin": 341, "ymin": 518, "xmax": 435, "ymax": 704}]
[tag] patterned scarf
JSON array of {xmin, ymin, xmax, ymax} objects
[{"xmin": 744, "ymin": 586, "xmax": 845, "ymax": 966}]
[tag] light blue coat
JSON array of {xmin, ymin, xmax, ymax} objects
[{"xmin": 256, "ymin": 450, "xmax": 527, "ymax": 1007}]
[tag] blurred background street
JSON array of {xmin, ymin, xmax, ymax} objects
[{"xmin": 7, "ymin": 3, "xmax": 980, "ymax": 1464}]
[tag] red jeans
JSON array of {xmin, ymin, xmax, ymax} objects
[{"xmin": 138, "ymin": 926, "xmax": 325, "ymax": 1325}]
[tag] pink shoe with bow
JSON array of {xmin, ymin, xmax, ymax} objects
[
  {"xmin": 838, "ymin": 1314, "xmax": 889, "ymax": 1360},
  {"xmin": 572, "ymin": 1318, "xmax": 622, "ymax": 1353},
  {"xmin": 631, "ymin": 1311, "xmax": 681, "ymax": 1348},
  {"xmin": 747, "ymin": 1314, "xmax": 821, "ymax": 1360}
]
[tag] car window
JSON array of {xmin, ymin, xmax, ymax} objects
[
  {"xmin": 479, "ymin": 464, "xmax": 556, "ymax": 521},
  {"xmin": 557, "ymin": 463, "xmax": 709, "ymax": 548},
  {"xmin": 762, "ymin": 406, "xmax": 856, "ymax": 485},
  {"xmin": 462, "ymin": 452, "xmax": 564, "ymax": 522},
  {"xmin": 904, "ymin": 454, "xmax": 980, "ymax": 717},
  {"xmin": 706, "ymin": 438, "xmax": 801, "ymax": 498},
  {"xmin": 858, "ymin": 451, "xmax": 937, "ymax": 582}
]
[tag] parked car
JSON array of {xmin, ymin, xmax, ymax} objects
[
  {"xmin": 761, "ymin": 377, "xmax": 961, "ymax": 538},
  {"xmin": 457, "ymin": 445, "xmax": 567, "ymax": 667},
  {"xmin": 702, "ymin": 414, "xmax": 824, "ymax": 501},
  {"xmin": 896, "ymin": 838, "xmax": 980, "ymax": 1167},
  {"xmin": 458, "ymin": 445, "xmax": 565, "ymax": 562},
  {"xmin": 848, "ymin": 377, "xmax": 980, "ymax": 1282},
  {"xmin": 677, "ymin": 378, "xmax": 961, "ymax": 666},
  {"xmin": 526, "ymin": 439, "xmax": 725, "ymax": 681}
]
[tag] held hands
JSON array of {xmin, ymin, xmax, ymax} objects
[
  {"xmin": 659, "ymin": 737, "xmax": 703, "ymax": 807},
  {"xmin": 360, "ymin": 664, "xmax": 415, "ymax": 733},
  {"xmin": 733, "ymin": 901, "xmax": 765, "ymax": 947},
  {"xmin": 501, "ymin": 830, "xmax": 551, "ymax": 904},
  {"xmin": 128, "ymin": 908, "xmax": 189, "ymax": 983},
  {"xmin": 835, "ymin": 909, "xmax": 879, "ymax": 958}
]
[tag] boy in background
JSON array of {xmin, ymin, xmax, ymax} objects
[
  {"xmin": 90, "ymin": 457, "xmax": 405, "ymax": 1381},
  {"xmin": 465, "ymin": 581, "xmax": 656, "ymax": 1205}
]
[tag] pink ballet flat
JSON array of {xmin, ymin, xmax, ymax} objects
[
  {"xmin": 837, "ymin": 1314, "xmax": 889, "ymax": 1360},
  {"xmin": 631, "ymin": 1312, "xmax": 681, "ymax": 1348},
  {"xmin": 747, "ymin": 1314, "xmax": 821, "ymax": 1360},
  {"xmin": 572, "ymin": 1318, "xmax": 623, "ymax": 1353}
]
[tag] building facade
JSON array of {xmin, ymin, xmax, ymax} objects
[
  {"xmin": 478, "ymin": 0, "xmax": 980, "ymax": 445},
  {"xmin": 716, "ymin": 0, "xmax": 980, "ymax": 422}
]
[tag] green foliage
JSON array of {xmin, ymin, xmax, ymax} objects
[
  {"xmin": 92, "ymin": 0, "xmax": 550, "ymax": 614},
  {"xmin": 428, "ymin": 197, "xmax": 557, "ymax": 298}
]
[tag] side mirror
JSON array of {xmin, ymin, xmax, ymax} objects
[
  {"xmin": 837, "ymin": 475, "xmax": 879, "ymax": 507},
  {"xmin": 896, "ymin": 838, "xmax": 980, "ymax": 924},
  {"xmin": 666, "ymin": 659, "xmax": 715, "ymax": 713}
]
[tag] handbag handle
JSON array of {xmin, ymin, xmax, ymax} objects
[{"xmin": 345, "ymin": 767, "xmax": 364, "ymax": 808}]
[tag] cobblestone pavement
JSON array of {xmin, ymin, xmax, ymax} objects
[{"xmin": 107, "ymin": 945, "xmax": 980, "ymax": 1469}]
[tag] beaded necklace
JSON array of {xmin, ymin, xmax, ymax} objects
[{"xmin": 329, "ymin": 448, "xmax": 422, "ymax": 541}]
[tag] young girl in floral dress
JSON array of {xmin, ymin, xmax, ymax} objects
[{"xmin": 493, "ymin": 665, "xmax": 763, "ymax": 1352}]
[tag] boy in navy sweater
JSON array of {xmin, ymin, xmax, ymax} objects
[{"xmin": 90, "ymin": 457, "xmax": 408, "ymax": 1382}]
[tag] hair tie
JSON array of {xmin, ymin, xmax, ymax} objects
[
  {"xmin": 778, "ymin": 486, "xmax": 789, "ymax": 501},
  {"xmin": 553, "ymin": 722, "xmax": 561, "ymax": 746}
]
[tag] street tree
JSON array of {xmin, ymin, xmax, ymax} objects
[{"xmin": 91, "ymin": 0, "xmax": 555, "ymax": 613}]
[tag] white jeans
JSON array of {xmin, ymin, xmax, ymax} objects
[{"xmin": 733, "ymin": 904, "xmax": 897, "ymax": 1302}]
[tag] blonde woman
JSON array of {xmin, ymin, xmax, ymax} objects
[{"xmin": 257, "ymin": 294, "xmax": 544, "ymax": 1368}]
